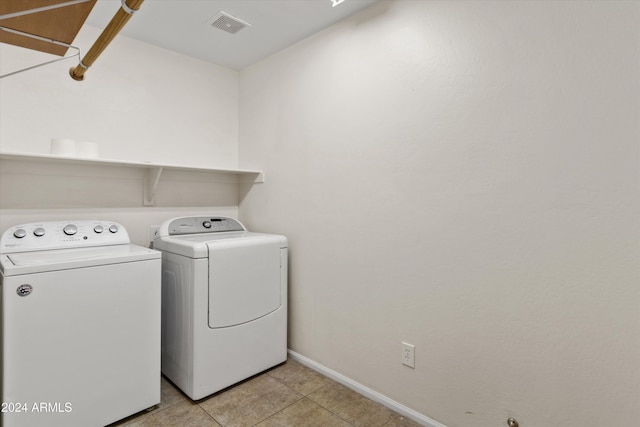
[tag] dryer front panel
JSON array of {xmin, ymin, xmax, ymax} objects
[{"xmin": 207, "ymin": 236, "xmax": 282, "ymax": 328}]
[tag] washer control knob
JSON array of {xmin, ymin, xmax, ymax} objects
[
  {"xmin": 203, "ymin": 221, "xmax": 212, "ymax": 228},
  {"xmin": 13, "ymin": 229, "xmax": 26, "ymax": 239},
  {"xmin": 94, "ymin": 225, "xmax": 104, "ymax": 234},
  {"xmin": 108, "ymin": 224, "xmax": 119, "ymax": 234},
  {"xmin": 33, "ymin": 227, "xmax": 46, "ymax": 237},
  {"xmin": 63, "ymin": 224, "xmax": 78, "ymax": 236}
]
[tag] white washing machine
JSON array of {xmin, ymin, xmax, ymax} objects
[
  {"xmin": 153, "ymin": 216, "xmax": 287, "ymax": 400},
  {"xmin": 0, "ymin": 221, "xmax": 161, "ymax": 427}
]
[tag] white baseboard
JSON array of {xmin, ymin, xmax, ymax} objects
[{"xmin": 287, "ymin": 350, "xmax": 447, "ymax": 427}]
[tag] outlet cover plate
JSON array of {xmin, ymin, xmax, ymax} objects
[{"xmin": 402, "ymin": 342, "xmax": 415, "ymax": 368}]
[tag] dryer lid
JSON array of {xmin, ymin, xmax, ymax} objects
[{"xmin": 153, "ymin": 232, "xmax": 287, "ymax": 258}]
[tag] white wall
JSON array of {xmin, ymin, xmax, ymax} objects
[
  {"xmin": 239, "ymin": 1, "xmax": 640, "ymax": 426},
  {"xmin": 0, "ymin": 25, "xmax": 242, "ymax": 245}
]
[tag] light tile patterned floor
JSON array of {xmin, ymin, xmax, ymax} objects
[{"xmin": 110, "ymin": 358, "xmax": 422, "ymax": 427}]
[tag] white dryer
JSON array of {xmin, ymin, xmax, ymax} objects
[
  {"xmin": 153, "ymin": 216, "xmax": 287, "ymax": 400},
  {"xmin": 0, "ymin": 221, "xmax": 161, "ymax": 427}
]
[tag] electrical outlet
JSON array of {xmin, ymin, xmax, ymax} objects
[
  {"xmin": 149, "ymin": 226, "xmax": 159, "ymax": 244},
  {"xmin": 402, "ymin": 342, "xmax": 415, "ymax": 368}
]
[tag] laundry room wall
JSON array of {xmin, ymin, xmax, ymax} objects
[
  {"xmin": 0, "ymin": 25, "xmax": 241, "ymax": 245},
  {"xmin": 238, "ymin": 1, "xmax": 640, "ymax": 426}
]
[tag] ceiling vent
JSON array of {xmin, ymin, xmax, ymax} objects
[{"xmin": 207, "ymin": 11, "xmax": 251, "ymax": 35}]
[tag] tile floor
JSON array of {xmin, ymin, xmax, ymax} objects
[{"xmin": 110, "ymin": 358, "xmax": 422, "ymax": 427}]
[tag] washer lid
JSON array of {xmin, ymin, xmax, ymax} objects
[{"xmin": 0, "ymin": 244, "xmax": 160, "ymax": 276}]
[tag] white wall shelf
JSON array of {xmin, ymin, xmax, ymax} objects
[{"xmin": 0, "ymin": 151, "xmax": 264, "ymax": 206}]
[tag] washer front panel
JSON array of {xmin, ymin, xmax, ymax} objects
[{"xmin": 1, "ymin": 259, "xmax": 161, "ymax": 427}]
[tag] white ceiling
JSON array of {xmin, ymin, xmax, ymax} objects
[{"xmin": 85, "ymin": 0, "xmax": 380, "ymax": 70}]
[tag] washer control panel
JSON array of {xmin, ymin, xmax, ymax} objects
[
  {"xmin": 0, "ymin": 221, "xmax": 130, "ymax": 253},
  {"xmin": 161, "ymin": 216, "xmax": 246, "ymax": 236}
]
